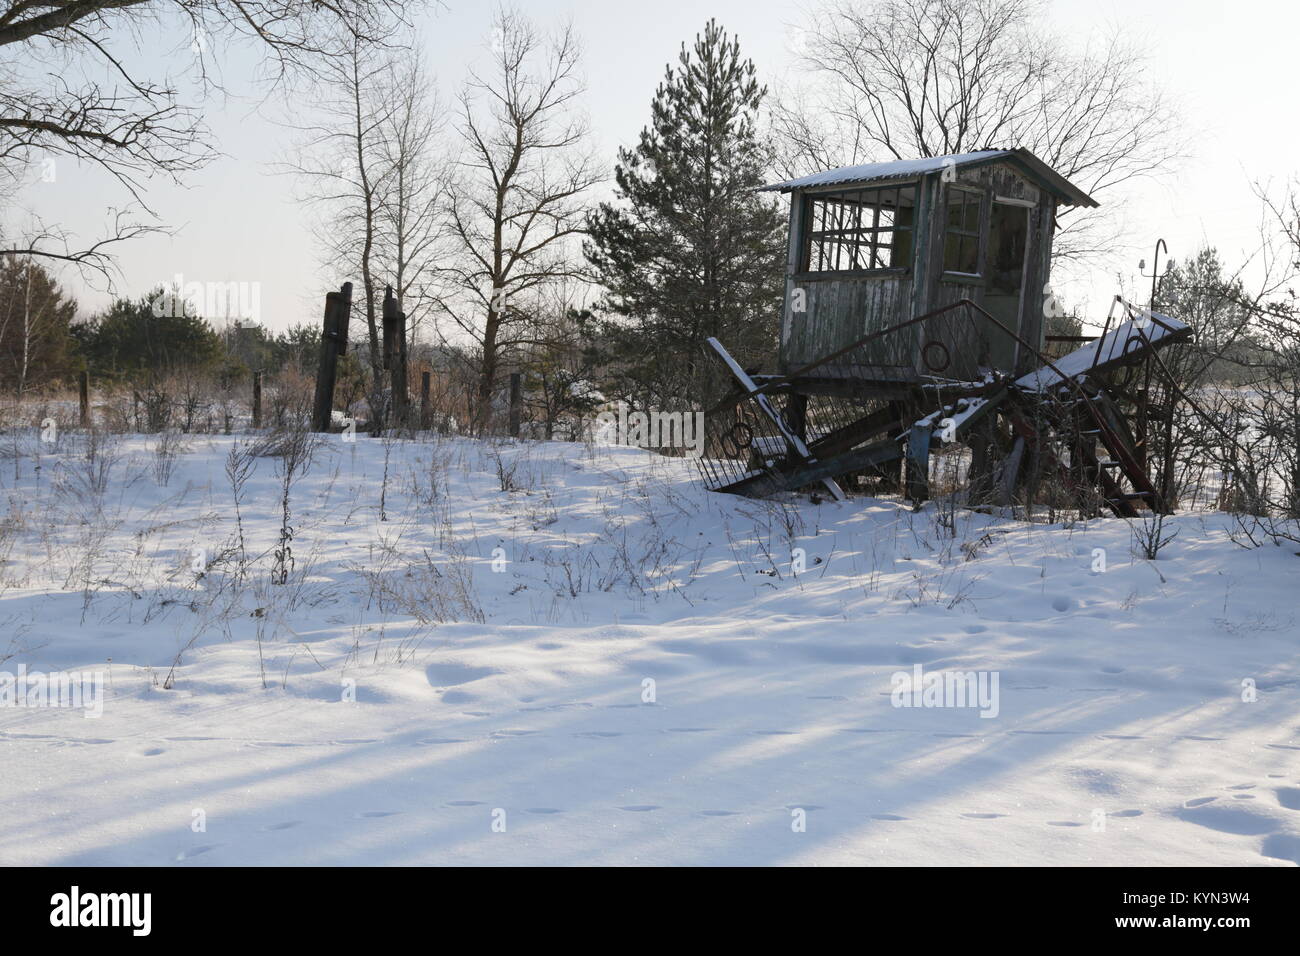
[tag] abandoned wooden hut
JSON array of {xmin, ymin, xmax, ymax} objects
[
  {"xmin": 762, "ymin": 148, "xmax": 1097, "ymax": 384},
  {"xmin": 699, "ymin": 148, "xmax": 1194, "ymax": 516}
]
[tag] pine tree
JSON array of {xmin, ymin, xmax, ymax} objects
[
  {"xmin": 585, "ymin": 20, "xmax": 784, "ymax": 409},
  {"xmin": 0, "ymin": 257, "xmax": 77, "ymax": 396}
]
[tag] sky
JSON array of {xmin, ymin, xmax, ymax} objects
[{"xmin": 17, "ymin": 0, "xmax": 1300, "ymax": 335}]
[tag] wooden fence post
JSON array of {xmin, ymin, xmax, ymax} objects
[
  {"xmin": 381, "ymin": 286, "xmax": 411, "ymax": 428},
  {"xmin": 252, "ymin": 370, "xmax": 263, "ymax": 429},
  {"xmin": 396, "ymin": 307, "xmax": 409, "ymax": 426},
  {"xmin": 78, "ymin": 370, "xmax": 90, "ymax": 428},
  {"xmin": 420, "ymin": 370, "xmax": 431, "ymax": 430},
  {"xmin": 312, "ymin": 282, "xmax": 353, "ymax": 433},
  {"xmin": 509, "ymin": 372, "xmax": 522, "ymax": 437}
]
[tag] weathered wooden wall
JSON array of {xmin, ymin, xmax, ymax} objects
[{"xmin": 778, "ymin": 158, "xmax": 1060, "ymax": 382}]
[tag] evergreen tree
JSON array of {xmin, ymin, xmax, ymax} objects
[
  {"xmin": 0, "ymin": 256, "xmax": 77, "ymax": 396},
  {"xmin": 1154, "ymin": 248, "xmax": 1260, "ymax": 385},
  {"xmin": 585, "ymin": 20, "xmax": 785, "ymax": 409},
  {"xmin": 73, "ymin": 288, "xmax": 223, "ymax": 383}
]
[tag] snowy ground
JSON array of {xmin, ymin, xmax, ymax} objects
[{"xmin": 0, "ymin": 430, "xmax": 1298, "ymax": 866}]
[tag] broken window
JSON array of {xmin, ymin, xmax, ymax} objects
[
  {"xmin": 803, "ymin": 186, "xmax": 916, "ymax": 274},
  {"xmin": 943, "ymin": 187, "xmax": 983, "ymax": 275}
]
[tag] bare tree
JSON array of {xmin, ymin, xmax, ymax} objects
[
  {"xmin": 435, "ymin": 7, "xmax": 601, "ymax": 433},
  {"xmin": 375, "ymin": 51, "xmax": 449, "ymax": 356},
  {"xmin": 0, "ymin": 0, "xmax": 419, "ymax": 280},
  {"xmin": 284, "ymin": 33, "xmax": 403, "ymax": 428},
  {"xmin": 772, "ymin": 0, "xmax": 1184, "ymax": 263}
]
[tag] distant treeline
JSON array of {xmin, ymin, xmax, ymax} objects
[{"xmin": 0, "ymin": 261, "xmax": 321, "ymax": 394}]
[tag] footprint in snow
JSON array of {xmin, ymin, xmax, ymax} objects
[
  {"xmin": 753, "ymin": 730, "xmax": 798, "ymax": 736},
  {"xmin": 492, "ymin": 730, "xmax": 538, "ymax": 737},
  {"xmin": 1174, "ymin": 804, "xmax": 1276, "ymax": 835},
  {"xmin": 1110, "ymin": 809, "xmax": 1144, "ymax": 818},
  {"xmin": 140, "ymin": 747, "xmax": 165, "ymax": 757},
  {"xmin": 1184, "ymin": 796, "xmax": 1218, "ymax": 807},
  {"xmin": 446, "ymin": 801, "xmax": 485, "ymax": 807},
  {"xmin": 175, "ymin": 845, "xmax": 218, "ymax": 861},
  {"xmin": 572, "ymin": 731, "xmax": 622, "ymax": 738},
  {"xmin": 665, "ymin": 727, "xmax": 713, "ymax": 733},
  {"xmin": 415, "ymin": 737, "xmax": 467, "ymax": 746},
  {"xmin": 1047, "ymin": 821, "xmax": 1084, "ymax": 827},
  {"xmin": 525, "ymin": 808, "xmax": 563, "ymax": 815},
  {"xmin": 618, "ymin": 805, "xmax": 660, "ymax": 812},
  {"xmin": 699, "ymin": 810, "xmax": 739, "ymax": 817},
  {"xmin": 263, "ymin": 821, "xmax": 302, "ymax": 831},
  {"xmin": 358, "ymin": 811, "xmax": 400, "ymax": 818},
  {"xmin": 1261, "ymin": 834, "xmax": 1300, "ymax": 865},
  {"xmin": 961, "ymin": 813, "xmax": 1006, "ymax": 819},
  {"xmin": 1276, "ymin": 787, "xmax": 1300, "ymax": 810},
  {"xmin": 1227, "ymin": 784, "xmax": 1256, "ymax": 791},
  {"xmin": 871, "ymin": 813, "xmax": 908, "ymax": 821}
]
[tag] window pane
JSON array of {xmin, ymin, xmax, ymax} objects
[
  {"xmin": 944, "ymin": 233, "xmax": 962, "ymax": 270},
  {"xmin": 964, "ymin": 194, "xmax": 981, "ymax": 232},
  {"xmin": 946, "ymin": 193, "xmax": 963, "ymax": 228},
  {"xmin": 805, "ymin": 186, "xmax": 917, "ymax": 272},
  {"xmin": 961, "ymin": 236, "xmax": 978, "ymax": 272},
  {"xmin": 875, "ymin": 230, "xmax": 893, "ymax": 268}
]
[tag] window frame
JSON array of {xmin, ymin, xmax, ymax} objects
[
  {"xmin": 940, "ymin": 184, "xmax": 987, "ymax": 279},
  {"xmin": 799, "ymin": 184, "xmax": 917, "ymax": 277}
]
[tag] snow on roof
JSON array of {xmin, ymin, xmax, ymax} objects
[
  {"xmin": 1016, "ymin": 311, "xmax": 1190, "ymax": 392},
  {"xmin": 760, "ymin": 147, "xmax": 1098, "ymax": 207}
]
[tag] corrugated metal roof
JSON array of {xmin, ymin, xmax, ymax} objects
[
  {"xmin": 1017, "ymin": 311, "xmax": 1189, "ymax": 391},
  {"xmin": 760, "ymin": 147, "xmax": 1098, "ymax": 208}
]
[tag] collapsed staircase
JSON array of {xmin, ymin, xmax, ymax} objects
[{"xmin": 697, "ymin": 297, "xmax": 1190, "ymax": 516}]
